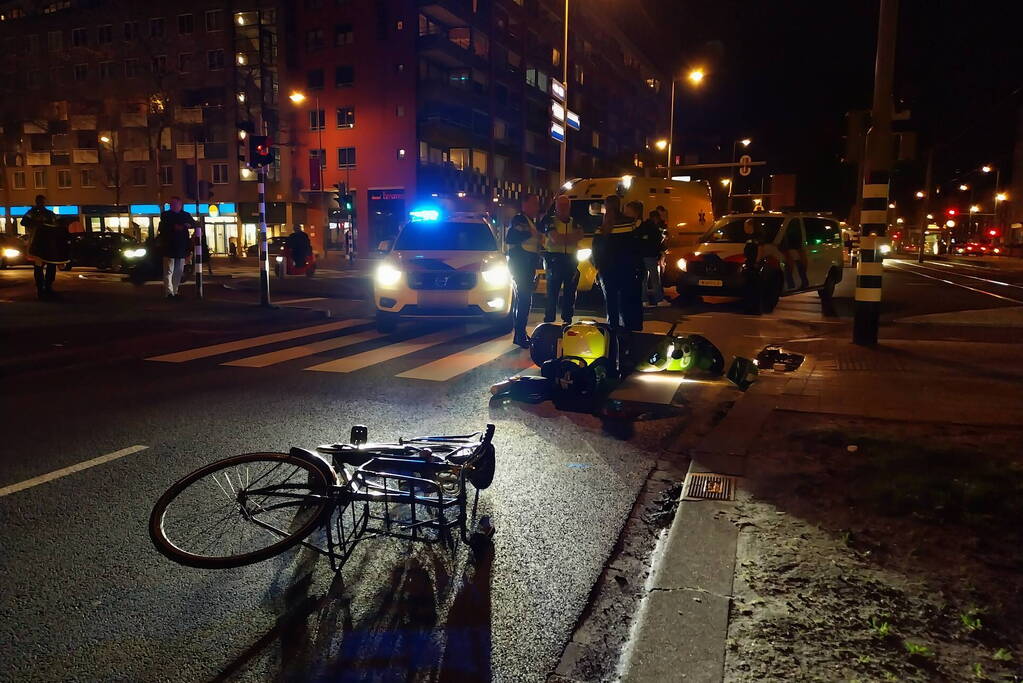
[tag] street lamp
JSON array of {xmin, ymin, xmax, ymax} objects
[
  {"xmin": 959, "ymin": 184, "xmax": 969, "ymax": 191},
  {"xmin": 726, "ymin": 137, "xmax": 752, "ymax": 213},
  {"xmin": 720, "ymin": 178, "xmax": 731, "ymax": 187},
  {"xmin": 654, "ymin": 139, "xmax": 668, "ymax": 151},
  {"xmin": 981, "ymin": 165, "xmax": 992, "ymax": 173},
  {"xmin": 665, "ymin": 67, "xmax": 706, "ymax": 179},
  {"xmin": 995, "ymin": 192, "xmax": 1007, "ymax": 203},
  {"xmin": 99, "ymin": 135, "xmax": 111, "ymax": 144},
  {"xmin": 740, "ymin": 138, "xmax": 751, "ymax": 147},
  {"xmin": 915, "ymin": 191, "xmax": 925, "ymax": 198}
]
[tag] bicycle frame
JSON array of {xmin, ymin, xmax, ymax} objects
[{"xmin": 242, "ymin": 427, "xmax": 493, "ymax": 572}]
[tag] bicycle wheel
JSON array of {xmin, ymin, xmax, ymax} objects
[{"xmin": 149, "ymin": 452, "xmax": 333, "ymax": 569}]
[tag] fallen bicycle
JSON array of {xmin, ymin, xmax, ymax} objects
[{"xmin": 149, "ymin": 425, "xmax": 496, "ymax": 571}]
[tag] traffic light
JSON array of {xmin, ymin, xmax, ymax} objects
[
  {"xmin": 988, "ymin": 228, "xmax": 1000, "ymax": 237},
  {"xmin": 249, "ymin": 135, "xmax": 274, "ymax": 167},
  {"xmin": 947, "ymin": 208, "xmax": 957, "ymax": 217}
]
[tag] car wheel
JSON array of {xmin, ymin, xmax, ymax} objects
[{"xmin": 375, "ymin": 311, "xmax": 399, "ymax": 333}]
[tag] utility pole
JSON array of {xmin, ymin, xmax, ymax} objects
[
  {"xmin": 558, "ymin": 0, "xmax": 569, "ymax": 186},
  {"xmin": 193, "ymin": 135, "xmax": 203, "ymax": 299},
  {"xmin": 916, "ymin": 147, "xmax": 934, "ymax": 263},
  {"xmin": 666, "ymin": 79, "xmax": 675, "ymax": 178},
  {"xmin": 853, "ymin": 0, "xmax": 899, "ymax": 346}
]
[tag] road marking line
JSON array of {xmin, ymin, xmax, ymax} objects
[
  {"xmin": 305, "ymin": 328, "xmax": 462, "ymax": 374},
  {"xmin": 223, "ymin": 330, "xmax": 386, "ymax": 367},
  {"xmin": 275, "ymin": 297, "xmax": 328, "ymax": 305},
  {"xmin": 0, "ymin": 445, "xmax": 149, "ymax": 498},
  {"xmin": 146, "ymin": 320, "xmax": 368, "ymax": 362},
  {"xmin": 396, "ymin": 335, "xmax": 518, "ymax": 381},
  {"xmin": 887, "ymin": 263, "xmax": 1023, "ymax": 304}
]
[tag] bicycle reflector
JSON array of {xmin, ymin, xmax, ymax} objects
[{"xmin": 350, "ymin": 425, "xmax": 368, "ymax": 446}]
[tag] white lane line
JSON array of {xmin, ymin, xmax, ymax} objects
[
  {"xmin": 0, "ymin": 445, "xmax": 149, "ymax": 498},
  {"xmin": 887, "ymin": 262, "xmax": 1023, "ymax": 304},
  {"xmin": 223, "ymin": 330, "xmax": 386, "ymax": 368},
  {"xmin": 146, "ymin": 320, "xmax": 368, "ymax": 362},
  {"xmin": 305, "ymin": 328, "xmax": 463, "ymax": 374},
  {"xmin": 896, "ymin": 260, "xmax": 1023, "ymax": 290},
  {"xmin": 275, "ymin": 297, "xmax": 328, "ymax": 305},
  {"xmin": 396, "ymin": 335, "xmax": 519, "ymax": 381}
]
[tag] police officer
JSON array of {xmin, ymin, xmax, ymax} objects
[
  {"xmin": 22, "ymin": 194, "xmax": 68, "ymax": 299},
  {"xmin": 541, "ymin": 195, "xmax": 584, "ymax": 324},
  {"xmin": 506, "ymin": 194, "xmax": 543, "ymax": 347},
  {"xmin": 595, "ymin": 196, "xmax": 644, "ymax": 332}
]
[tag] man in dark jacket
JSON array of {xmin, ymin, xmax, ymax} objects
[
  {"xmin": 285, "ymin": 225, "xmax": 312, "ymax": 270},
  {"xmin": 22, "ymin": 194, "xmax": 68, "ymax": 299},
  {"xmin": 596, "ymin": 198, "xmax": 644, "ymax": 331},
  {"xmin": 157, "ymin": 197, "xmax": 195, "ymax": 298},
  {"xmin": 506, "ymin": 194, "xmax": 542, "ymax": 347},
  {"xmin": 636, "ymin": 208, "xmax": 667, "ymax": 307}
]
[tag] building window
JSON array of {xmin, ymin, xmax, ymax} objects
[
  {"xmin": 397, "ymin": 148, "xmax": 406, "ymax": 160},
  {"xmin": 14, "ymin": 172, "xmax": 26, "ymax": 189},
  {"xmin": 337, "ymin": 146, "xmax": 356, "ymax": 169},
  {"xmin": 336, "ymin": 107, "xmax": 354, "ymax": 128},
  {"xmin": 335, "ymin": 24, "xmax": 353, "ymax": 46},
  {"xmin": 552, "ymin": 47, "xmax": 561, "ymax": 67},
  {"xmin": 395, "ymin": 105, "xmax": 405, "ymax": 117},
  {"xmin": 205, "ymin": 10, "xmax": 223, "ymax": 31},
  {"xmin": 525, "ymin": 68, "xmax": 536, "ymax": 87},
  {"xmin": 159, "ymin": 166, "xmax": 173, "ymax": 186},
  {"xmin": 34, "ymin": 169, "xmax": 47, "ymax": 189},
  {"xmin": 309, "ymin": 109, "xmax": 325, "ymax": 131},
  {"xmin": 178, "ymin": 53, "xmax": 192, "ymax": 72},
  {"xmin": 212, "ymin": 163, "xmax": 228, "ymax": 184},
  {"xmin": 309, "ymin": 149, "xmax": 326, "ymax": 169},
  {"xmin": 152, "ymin": 55, "xmax": 167, "ymax": 74},
  {"xmin": 396, "ymin": 20, "xmax": 404, "ymax": 31},
  {"xmin": 178, "ymin": 14, "xmax": 194, "ymax": 35},
  {"xmin": 395, "ymin": 63, "xmax": 405, "ymax": 73},
  {"xmin": 592, "ymin": 131, "xmax": 600, "ymax": 149},
  {"xmin": 131, "ymin": 166, "xmax": 147, "ymax": 186},
  {"xmin": 335, "ymin": 65, "xmax": 354, "ymax": 87},
  {"xmin": 125, "ymin": 58, "xmax": 141, "ymax": 78},
  {"xmin": 47, "ymin": 30, "xmax": 62, "ymax": 52},
  {"xmin": 207, "ymin": 50, "xmax": 225, "ymax": 71},
  {"xmin": 73, "ymin": 64, "xmax": 88, "ymax": 81},
  {"xmin": 57, "ymin": 169, "xmax": 72, "ymax": 188},
  {"xmin": 123, "ymin": 21, "xmax": 139, "ymax": 41},
  {"xmin": 71, "ymin": 27, "xmax": 87, "ymax": 46},
  {"xmin": 98, "ymin": 24, "xmax": 113, "ymax": 44},
  {"xmin": 99, "ymin": 62, "xmax": 118, "ymax": 80},
  {"xmin": 80, "ymin": 169, "xmax": 94, "ymax": 187},
  {"xmin": 150, "ymin": 17, "xmax": 165, "ymax": 38},
  {"xmin": 306, "ymin": 28, "xmax": 324, "ymax": 52},
  {"xmin": 307, "ymin": 68, "xmax": 324, "ymax": 90},
  {"xmin": 574, "ymin": 64, "xmax": 584, "ymax": 84}
]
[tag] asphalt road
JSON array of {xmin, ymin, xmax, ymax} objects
[{"xmin": 1, "ymin": 258, "xmax": 1018, "ymax": 682}]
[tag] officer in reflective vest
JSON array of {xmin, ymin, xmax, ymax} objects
[
  {"xmin": 506, "ymin": 194, "xmax": 542, "ymax": 347},
  {"xmin": 595, "ymin": 196, "xmax": 644, "ymax": 331},
  {"xmin": 541, "ymin": 195, "xmax": 584, "ymax": 324}
]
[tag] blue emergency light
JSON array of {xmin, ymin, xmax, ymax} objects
[{"xmin": 409, "ymin": 208, "xmax": 440, "ymax": 222}]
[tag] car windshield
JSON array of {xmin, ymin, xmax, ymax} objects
[
  {"xmin": 568, "ymin": 200, "xmax": 606, "ymax": 235},
  {"xmin": 701, "ymin": 217, "xmax": 784, "ymax": 243},
  {"xmin": 395, "ymin": 221, "xmax": 497, "ymax": 251}
]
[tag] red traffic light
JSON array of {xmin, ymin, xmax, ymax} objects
[
  {"xmin": 947, "ymin": 208, "xmax": 957, "ymax": 216},
  {"xmin": 988, "ymin": 228, "xmax": 999, "ymax": 237}
]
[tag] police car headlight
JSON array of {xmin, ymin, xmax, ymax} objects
[
  {"xmin": 878, "ymin": 244, "xmax": 892, "ymax": 256},
  {"xmin": 676, "ymin": 258, "xmax": 687, "ymax": 272},
  {"xmin": 481, "ymin": 262, "xmax": 510, "ymax": 287},
  {"xmin": 576, "ymin": 248, "xmax": 592, "ymax": 262},
  {"xmin": 375, "ymin": 263, "xmax": 402, "ymax": 287},
  {"xmin": 3, "ymin": 248, "xmax": 21, "ymax": 259},
  {"xmin": 123, "ymin": 248, "xmax": 146, "ymax": 258}
]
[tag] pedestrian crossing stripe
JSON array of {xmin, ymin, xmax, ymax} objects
[
  {"xmin": 305, "ymin": 328, "xmax": 464, "ymax": 374},
  {"xmin": 146, "ymin": 319, "xmax": 369, "ymax": 363},
  {"xmin": 222, "ymin": 329, "xmax": 386, "ymax": 368},
  {"xmin": 396, "ymin": 335, "xmax": 518, "ymax": 382}
]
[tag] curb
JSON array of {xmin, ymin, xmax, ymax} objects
[{"xmin": 617, "ymin": 382, "xmax": 781, "ymax": 682}]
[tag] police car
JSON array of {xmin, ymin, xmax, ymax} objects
[{"xmin": 373, "ymin": 210, "xmax": 513, "ymax": 333}]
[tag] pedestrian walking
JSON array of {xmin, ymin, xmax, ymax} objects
[
  {"xmin": 157, "ymin": 197, "xmax": 195, "ymax": 298},
  {"xmin": 637, "ymin": 208, "xmax": 668, "ymax": 307},
  {"xmin": 228, "ymin": 237, "xmax": 240, "ymax": 263},
  {"xmin": 506, "ymin": 194, "xmax": 543, "ymax": 347},
  {"xmin": 594, "ymin": 196, "xmax": 644, "ymax": 332},
  {"xmin": 22, "ymin": 194, "xmax": 69, "ymax": 299},
  {"xmin": 541, "ymin": 195, "xmax": 584, "ymax": 324}
]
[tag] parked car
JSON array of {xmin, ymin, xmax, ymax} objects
[
  {"xmin": 246, "ymin": 236, "xmax": 290, "ymax": 258},
  {"xmin": 670, "ymin": 212, "xmax": 845, "ymax": 314},
  {"xmin": 956, "ymin": 241, "xmax": 1002, "ymax": 256},
  {"xmin": 0, "ymin": 234, "xmax": 30, "ymax": 269},
  {"xmin": 64, "ymin": 232, "xmax": 148, "ymax": 272}
]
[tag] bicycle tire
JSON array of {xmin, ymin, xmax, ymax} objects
[{"xmin": 149, "ymin": 452, "xmax": 333, "ymax": 569}]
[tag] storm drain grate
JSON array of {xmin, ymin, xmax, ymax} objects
[{"xmin": 683, "ymin": 472, "xmax": 738, "ymax": 501}]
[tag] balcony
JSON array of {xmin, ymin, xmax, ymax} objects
[
  {"xmin": 417, "ymin": 33, "xmax": 472, "ymax": 69},
  {"xmin": 70, "ymin": 115, "xmax": 97, "ymax": 130},
  {"xmin": 23, "ymin": 122, "xmax": 47, "ymax": 134},
  {"xmin": 120, "ymin": 112, "xmax": 148, "ymax": 128},
  {"xmin": 418, "ymin": 78, "xmax": 487, "ymax": 110},
  {"xmin": 417, "ymin": 161, "xmax": 489, "ymax": 196},
  {"xmin": 418, "ymin": 0, "xmax": 472, "ymax": 26},
  {"xmin": 123, "ymin": 148, "xmax": 150, "ymax": 162},
  {"xmin": 72, "ymin": 148, "xmax": 99, "ymax": 164},
  {"xmin": 176, "ymin": 144, "xmax": 206, "ymax": 159},
  {"xmin": 26, "ymin": 152, "xmax": 52, "ymax": 166}
]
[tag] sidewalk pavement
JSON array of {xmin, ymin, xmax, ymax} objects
[{"xmin": 619, "ymin": 330, "xmax": 1023, "ymax": 682}]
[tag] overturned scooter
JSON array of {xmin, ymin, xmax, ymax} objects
[{"xmin": 635, "ymin": 322, "xmax": 759, "ymax": 391}]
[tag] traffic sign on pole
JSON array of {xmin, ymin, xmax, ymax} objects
[{"xmin": 738, "ymin": 154, "xmax": 752, "ymax": 177}]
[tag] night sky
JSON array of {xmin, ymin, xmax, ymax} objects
[{"xmin": 611, "ymin": 0, "xmax": 1023, "ymax": 215}]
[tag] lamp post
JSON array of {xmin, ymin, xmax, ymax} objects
[{"xmin": 665, "ymin": 68, "xmax": 705, "ymax": 181}]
